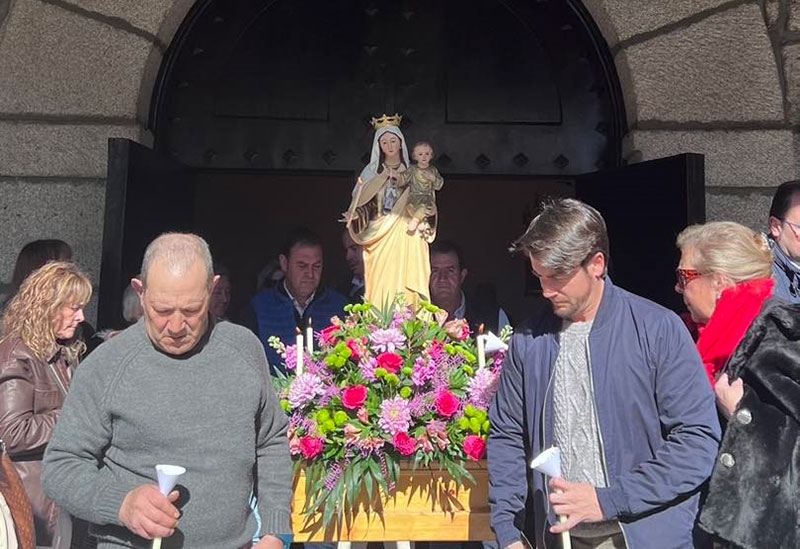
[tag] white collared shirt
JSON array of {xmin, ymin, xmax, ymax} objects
[{"xmin": 283, "ymin": 281, "xmax": 315, "ymax": 317}]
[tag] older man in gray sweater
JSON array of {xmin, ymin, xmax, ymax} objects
[{"xmin": 43, "ymin": 233, "xmax": 292, "ymax": 548}]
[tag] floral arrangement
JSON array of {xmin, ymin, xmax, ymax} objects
[{"xmin": 270, "ymin": 299, "xmax": 511, "ymax": 529}]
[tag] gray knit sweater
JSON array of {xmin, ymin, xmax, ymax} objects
[{"xmin": 42, "ymin": 318, "xmax": 292, "ymax": 548}]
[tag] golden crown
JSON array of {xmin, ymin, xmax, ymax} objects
[{"xmin": 370, "ymin": 113, "xmax": 402, "ymax": 130}]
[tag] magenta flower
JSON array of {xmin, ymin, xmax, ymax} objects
[
  {"xmin": 392, "ymin": 432, "xmax": 416, "ymax": 456},
  {"xmin": 428, "ymin": 340, "xmax": 446, "ymax": 364},
  {"xmin": 463, "ymin": 435, "xmax": 486, "ymax": 460},
  {"xmin": 342, "ymin": 385, "xmax": 368, "ymax": 410},
  {"xmin": 318, "ymin": 325, "xmax": 339, "ymax": 346},
  {"xmin": 369, "ymin": 328, "xmax": 406, "ymax": 353},
  {"xmin": 435, "ymin": 390, "xmax": 460, "ymax": 417},
  {"xmin": 378, "ymin": 396, "xmax": 413, "ymax": 436},
  {"xmin": 288, "ymin": 373, "xmax": 326, "ymax": 409},
  {"xmin": 300, "ymin": 436, "xmax": 324, "ymax": 459}
]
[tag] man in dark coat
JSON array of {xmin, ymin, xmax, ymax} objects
[{"xmin": 429, "ymin": 241, "xmax": 510, "ymax": 333}]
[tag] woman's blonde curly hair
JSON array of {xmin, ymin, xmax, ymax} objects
[{"xmin": 2, "ymin": 261, "xmax": 92, "ymax": 361}]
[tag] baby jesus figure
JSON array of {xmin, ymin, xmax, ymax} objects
[{"xmin": 404, "ymin": 141, "xmax": 444, "ymax": 239}]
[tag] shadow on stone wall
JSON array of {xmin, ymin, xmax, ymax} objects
[{"xmin": 0, "ymin": 0, "xmax": 9, "ymax": 29}]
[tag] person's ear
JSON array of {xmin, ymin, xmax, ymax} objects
[
  {"xmin": 769, "ymin": 216, "xmax": 782, "ymax": 240},
  {"xmin": 587, "ymin": 252, "xmax": 606, "ymax": 278},
  {"xmin": 713, "ymin": 273, "xmax": 735, "ymax": 292},
  {"xmin": 211, "ymin": 274, "xmax": 220, "ymax": 293},
  {"xmin": 131, "ymin": 277, "xmax": 144, "ymax": 298},
  {"xmin": 459, "ymin": 269, "xmax": 468, "ymax": 285},
  {"xmin": 279, "ymin": 254, "xmax": 288, "ymax": 273}
]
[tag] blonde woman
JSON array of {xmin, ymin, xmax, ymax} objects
[
  {"xmin": 675, "ymin": 221, "xmax": 774, "ymax": 388},
  {"xmin": 0, "ymin": 261, "xmax": 91, "ymax": 547},
  {"xmin": 675, "ymin": 226, "xmax": 800, "ymax": 547}
]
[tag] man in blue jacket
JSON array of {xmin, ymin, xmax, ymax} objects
[
  {"xmin": 767, "ymin": 179, "xmax": 800, "ymax": 303},
  {"xmin": 241, "ymin": 228, "xmax": 347, "ymax": 375},
  {"xmin": 488, "ymin": 199, "xmax": 720, "ymax": 549}
]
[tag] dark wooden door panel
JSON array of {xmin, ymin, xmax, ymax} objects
[
  {"xmin": 576, "ymin": 154, "xmax": 705, "ymax": 312},
  {"xmin": 99, "ymin": 138, "xmax": 196, "ymax": 328}
]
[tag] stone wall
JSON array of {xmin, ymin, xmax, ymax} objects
[
  {"xmin": 584, "ymin": 0, "xmax": 800, "ymax": 231},
  {"xmin": 0, "ymin": 0, "xmax": 798, "ymax": 321},
  {"xmin": 0, "ymin": 0, "xmax": 193, "ymax": 319}
]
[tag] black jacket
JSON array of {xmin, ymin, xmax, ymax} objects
[{"xmin": 699, "ymin": 301, "xmax": 800, "ymax": 548}]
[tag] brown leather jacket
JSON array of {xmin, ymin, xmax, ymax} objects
[{"xmin": 0, "ymin": 336, "xmax": 74, "ymax": 546}]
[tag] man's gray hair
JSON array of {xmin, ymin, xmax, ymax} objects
[
  {"xmin": 140, "ymin": 233, "xmax": 214, "ymax": 289},
  {"xmin": 511, "ymin": 198, "xmax": 610, "ymax": 276}
]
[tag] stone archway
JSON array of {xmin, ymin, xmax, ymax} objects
[
  {"xmin": 0, "ymin": 0, "xmax": 797, "ymax": 315},
  {"xmin": 582, "ymin": 0, "xmax": 800, "ymax": 228}
]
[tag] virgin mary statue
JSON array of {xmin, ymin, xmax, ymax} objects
[{"xmin": 345, "ymin": 114, "xmax": 432, "ymax": 308}]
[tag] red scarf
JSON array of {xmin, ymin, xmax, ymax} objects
[{"xmin": 695, "ymin": 278, "xmax": 774, "ymax": 386}]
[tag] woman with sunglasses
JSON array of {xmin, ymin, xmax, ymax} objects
[
  {"xmin": 675, "ymin": 221, "xmax": 774, "ymax": 387},
  {"xmin": 675, "ymin": 222, "xmax": 800, "ymax": 547}
]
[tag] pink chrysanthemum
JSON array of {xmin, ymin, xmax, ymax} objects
[
  {"xmin": 369, "ymin": 328, "xmax": 406, "ymax": 353},
  {"xmin": 359, "ymin": 357, "xmax": 378, "ymax": 382},
  {"xmin": 288, "ymin": 373, "xmax": 326, "ymax": 409},
  {"xmin": 378, "ymin": 396, "xmax": 413, "ymax": 436},
  {"xmin": 468, "ymin": 367, "xmax": 500, "ymax": 409}
]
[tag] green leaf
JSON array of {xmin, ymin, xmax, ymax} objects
[{"xmin": 365, "ymin": 469, "xmax": 375, "ymax": 503}]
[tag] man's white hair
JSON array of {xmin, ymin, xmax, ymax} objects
[{"xmin": 140, "ymin": 233, "xmax": 214, "ymax": 289}]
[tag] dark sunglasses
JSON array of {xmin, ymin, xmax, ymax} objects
[{"xmin": 676, "ymin": 268, "xmax": 704, "ymax": 290}]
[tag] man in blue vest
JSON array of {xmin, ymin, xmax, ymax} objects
[{"xmin": 242, "ymin": 228, "xmax": 347, "ymax": 375}]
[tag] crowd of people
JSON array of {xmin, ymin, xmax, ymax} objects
[{"xmin": 1, "ymin": 171, "xmax": 800, "ymax": 547}]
